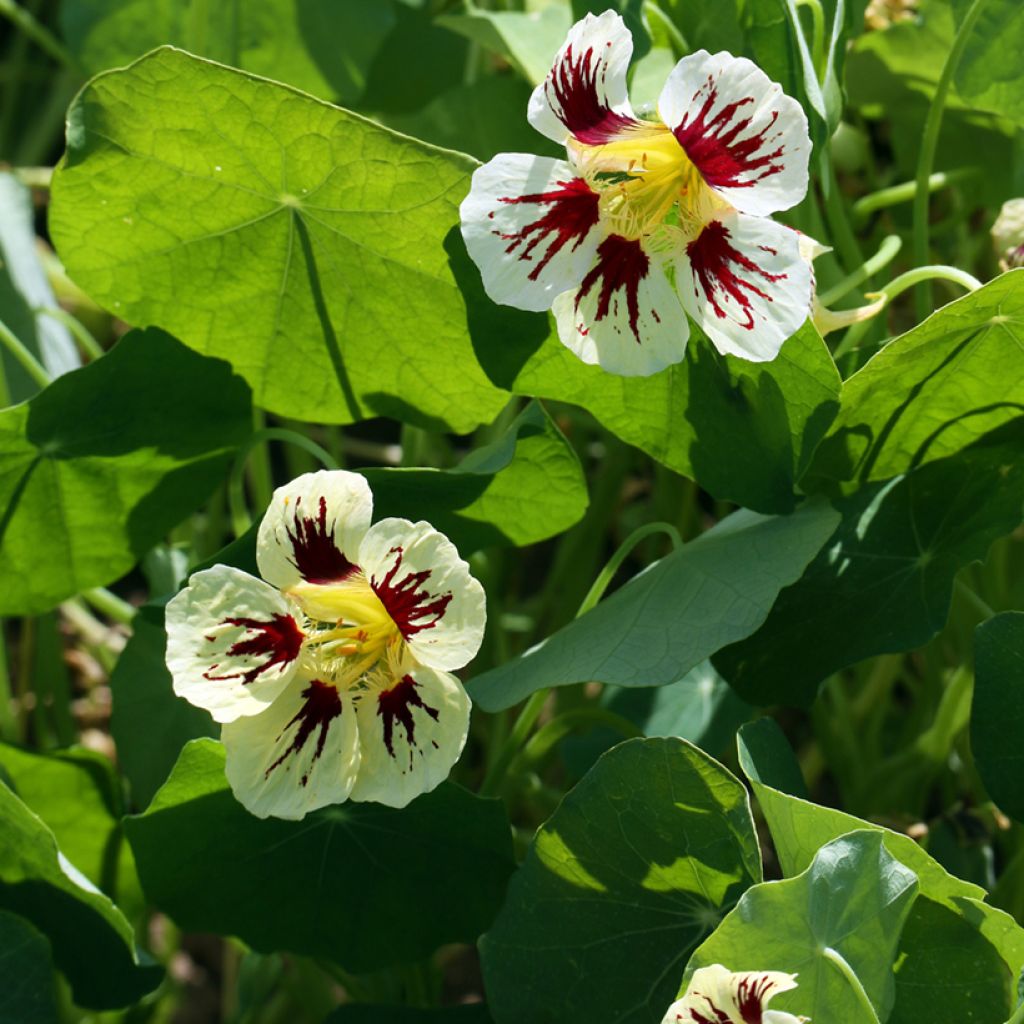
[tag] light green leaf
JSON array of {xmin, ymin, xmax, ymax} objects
[
  {"xmin": 469, "ymin": 499, "xmax": 839, "ymax": 712},
  {"xmin": 971, "ymin": 611, "xmax": 1024, "ymax": 823},
  {"xmin": 480, "ymin": 737, "xmax": 761, "ymax": 1024},
  {"xmin": 125, "ymin": 739, "xmax": 515, "ymax": 972},
  {"xmin": 0, "ymin": 779, "xmax": 161, "ymax": 1009},
  {"xmin": 686, "ymin": 831, "xmax": 918, "ymax": 1023},
  {"xmin": 0, "ymin": 911, "xmax": 59, "ymax": 1024},
  {"xmin": 60, "ymin": 0, "xmax": 395, "ymax": 103},
  {"xmin": 952, "ymin": 0, "xmax": 1024, "ymax": 124},
  {"xmin": 0, "ymin": 327, "xmax": 251, "ymax": 615},
  {"xmin": 49, "ymin": 46, "xmax": 510, "ymax": 431},
  {"xmin": 716, "ymin": 428, "xmax": 1024, "ymax": 706}
]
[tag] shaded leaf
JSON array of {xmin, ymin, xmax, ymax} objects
[
  {"xmin": 0, "ymin": 911, "xmax": 59, "ymax": 1024},
  {"xmin": 324, "ymin": 1007, "xmax": 492, "ymax": 1024}
]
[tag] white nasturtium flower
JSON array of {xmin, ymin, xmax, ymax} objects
[
  {"xmin": 992, "ymin": 198, "xmax": 1024, "ymax": 271},
  {"xmin": 662, "ymin": 965, "xmax": 808, "ymax": 1024},
  {"xmin": 165, "ymin": 470, "xmax": 486, "ymax": 820},
  {"xmin": 460, "ymin": 10, "xmax": 813, "ymax": 377}
]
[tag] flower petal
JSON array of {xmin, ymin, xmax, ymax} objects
[
  {"xmin": 676, "ymin": 212, "xmax": 812, "ymax": 362},
  {"xmin": 222, "ymin": 675, "xmax": 361, "ymax": 820},
  {"xmin": 662, "ymin": 965, "xmax": 803, "ymax": 1024},
  {"xmin": 552, "ymin": 234, "xmax": 689, "ymax": 376},
  {"xmin": 528, "ymin": 10, "xmax": 642, "ymax": 145},
  {"xmin": 350, "ymin": 666, "xmax": 471, "ymax": 808},
  {"xmin": 166, "ymin": 565, "xmax": 303, "ymax": 724},
  {"xmin": 358, "ymin": 518, "xmax": 486, "ymax": 673},
  {"xmin": 659, "ymin": 50, "xmax": 810, "ymax": 217},
  {"xmin": 460, "ymin": 154, "xmax": 604, "ymax": 312},
  {"xmin": 257, "ymin": 470, "xmax": 372, "ymax": 591}
]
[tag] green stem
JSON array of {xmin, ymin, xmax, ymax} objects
[
  {"xmin": 820, "ymin": 234, "xmax": 902, "ymax": 306},
  {"xmin": 820, "ymin": 152, "xmax": 864, "ymax": 273},
  {"xmin": 516, "ymin": 708, "xmax": 643, "ymax": 770},
  {"xmin": 912, "ymin": 0, "xmax": 989, "ymax": 319},
  {"xmin": 642, "ymin": 1, "xmax": 689, "ymax": 55},
  {"xmin": 0, "ymin": 628, "xmax": 18, "ymax": 743},
  {"xmin": 35, "ymin": 306, "xmax": 104, "ymax": 361},
  {"xmin": 795, "ymin": 0, "xmax": 826, "ymax": 79},
  {"xmin": 822, "ymin": 948, "xmax": 881, "ymax": 1022},
  {"xmin": 852, "ymin": 169, "xmax": 976, "ymax": 222},
  {"xmin": 0, "ymin": 316, "xmax": 51, "ymax": 389},
  {"xmin": 955, "ymin": 579, "xmax": 996, "ymax": 621},
  {"xmin": 479, "ymin": 688, "xmax": 549, "ymax": 798},
  {"xmin": 83, "ymin": 587, "xmax": 135, "ymax": 626},
  {"xmin": 0, "ymin": 0, "xmax": 79, "ymax": 68}
]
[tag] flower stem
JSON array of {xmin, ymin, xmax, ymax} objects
[
  {"xmin": 83, "ymin": 587, "xmax": 136, "ymax": 626},
  {"xmin": 0, "ymin": 316, "xmax": 51, "ymax": 389},
  {"xmin": 820, "ymin": 234, "xmax": 902, "ymax": 306},
  {"xmin": 820, "ymin": 152, "xmax": 864, "ymax": 274},
  {"xmin": 853, "ymin": 168, "xmax": 976, "ymax": 222},
  {"xmin": 479, "ymin": 688, "xmax": 549, "ymax": 798},
  {"xmin": 912, "ymin": 0, "xmax": 989, "ymax": 320}
]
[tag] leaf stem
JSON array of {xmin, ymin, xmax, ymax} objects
[
  {"xmin": 479, "ymin": 688, "xmax": 549, "ymax": 798},
  {"xmin": 35, "ymin": 306, "xmax": 104, "ymax": 361},
  {"xmin": 820, "ymin": 234, "xmax": 902, "ymax": 306},
  {"xmin": 822, "ymin": 947, "xmax": 881, "ymax": 1023},
  {"xmin": 0, "ymin": 0, "xmax": 79, "ymax": 69},
  {"xmin": 912, "ymin": 0, "xmax": 989, "ymax": 319},
  {"xmin": 955, "ymin": 579, "xmax": 996, "ymax": 621},
  {"xmin": 820, "ymin": 152, "xmax": 864, "ymax": 274},
  {"xmin": 82, "ymin": 587, "xmax": 136, "ymax": 626},
  {"xmin": 515, "ymin": 708, "xmax": 643, "ymax": 771},
  {"xmin": 853, "ymin": 168, "xmax": 976, "ymax": 222},
  {"xmin": 0, "ymin": 316, "xmax": 51, "ymax": 389}
]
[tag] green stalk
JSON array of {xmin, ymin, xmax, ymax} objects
[
  {"xmin": 795, "ymin": 0, "xmax": 826, "ymax": 78},
  {"xmin": 820, "ymin": 234, "xmax": 902, "ymax": 306},
  {"xmin": 83, "ymin": 587, "xmax": 136, "ymax": 626},
  {"xmin": 35, "ymin": 306, "xmax": 104, "ymax": 361},
  {"xmin": 642, "ymin": 1, "xmax": 689, "ymax": 55},
  {"xmin": 912, "ymin": 0, "xmax": 989, "ymax": 319},
  {"xmin": 820, "ymin": 151, "xmax": 864, "ymax": 273},
  {"xmin": 0, "ymin": 0, "xmax": 78, "ymax": 68},
  {"xmin": 852, "ymin": 168, "xmax": 976, "ymax": 222},
  {"xmin": 516, "ymin": 708, "xmax": 643, "ymax": 770},
  {"xmin": 479, "ymin": 688, "xmax": 549, "ymax": 798},
  {"xmin": 0, "ymin": 316, "xmax": 51, "ymax": 389}
]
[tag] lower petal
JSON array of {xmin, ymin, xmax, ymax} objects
[
  {"xmin": 222, "ymin": 675, "xmax": 361, "ymax": 820},
  {"xmin": 662, "ymin": 965, "xmax": 803, "ymax": 1024},
  {"xmin": 552, "ymin": 234, "xmax": 689, "ymax": 376},
  {"xmin": 350, "ymin": 667, "xmax": 471, "ymax": 808},
  {"xmin": 676, "ymin": 212, "xmax": 812, "ymax": 362}
]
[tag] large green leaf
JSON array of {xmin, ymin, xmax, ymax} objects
[
  {"xmin": 0, "ymin": 779, "xmax": 161, "ymax": 1009},
  {"xmin": 125, "ymin": 739, "xmax": 515, "ymax": 972},
  {"xmin": 480, "ymin": 738, "xmax": 761, "ymax": 1024},
  {"xmin": 0, "ymin": 327, "xmax": 250, "ymax": 615},
  {"xmin": 806, "ymin": 271, "xmax": 1024, "ymax": 489},
  {"xmin": 716, "ymin": 428, "xmax": 1024, "ymax": 706},
  {"xmin": 60, "ymin": 0, "xmax": 395, "ymax": 103},
  {"xmin": 971, "ymin": 611, "xmax": 1024, "ymax": 823},
  {"xmin": 49, "ymin": 46, "xmax": 510, "ymax": 431},
  {"xmin": 0, "ymin": 911, "xmax": 59, "ymax": 1024},
  {"xmin": 685, "ymin": 832, "xmax": 918, "ymax": 1023},
  {"xmin": 951, "ymin": 0, "xmax": 1024, "ymax": 124},
  {"xmin": 469, "ymin": 500, "xmax": 839, "ymax": 712}
]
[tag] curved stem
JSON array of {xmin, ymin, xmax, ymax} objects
[
  {"xmin": 0, "ymin": 316, "xmax": 51, "ymax": 389},
  {"xmin": 0, "ymin": 0, "xmax": 78, "ymax": 68},
  {"xmin": 796, "ymin": 0, "xmax": 826, "ymax": 78},
  {"xmin": 643, "ymin": 1, "xmax": 689, "ymax": 56},
  {"xmin": 853, "ymin": 168, "xmax": 976, "ymax": 222},
  {"xmin": 912, "ymin": 0, "xmax": 989, "ymax": 319},
  {"xmin": 820, "ymin": 234, "xmax": 902, "ymax": 306},
  {"xmin": 823, "ymin": 948, "xmax": 881, "ymax": 1023},
  {"xmin": 35, "ymin": 306, "xmax": 104, "ymax": 361}
]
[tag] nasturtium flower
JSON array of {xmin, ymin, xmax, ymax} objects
[
  {"xmin": 165, "ymin": 470, "xmax": 486, "ymax": 820},
  {"xmin": 662, "ymin": 965, "xmax": 808, "ymax": 1024},
  {"xmin": 992, "ymin": 198, "xmax": 1024, "ymax": 271},
  {"xmin": 460, "ymin": 11, "xmax": 813, "ymax": 377}
]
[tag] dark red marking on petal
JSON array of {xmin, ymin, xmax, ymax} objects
[
  {"xmin": 496, "ymin": 177, "xmax": 600, "ymax": 281},
  {"xmin": 266, "ymin": 679, "xmax": 342, "ymax": 786},
  {"xmin": 546, "ymin": 43, "xmax": 641, "ymax": 144},
  {"xmin": 378, "ymin": 674, "xmax": 440, "ymax": 768},
  {"xmin": 759, "ymin": 244, "xmax": 778, "ymax": 256},
  {"xmin": 736, "ymin": 975, "xmax": 774, "ymax": 1023},
  {"xmin": 202, "ymin": 614, "xmax": 303, "ymax": 685},
  {"xmin": 372, "ymin": 547, "xmax": 453, "ymax": 640},
  {"xmin": 575, "ymin": 234, "xmax": 651, "ymax": 345},
  {"xmin": 687, "ymin": 219, "xmax": 786, "ymax": 331},
  {"xmin": 688, "ymin": 998, "xmax": 731, "ymax": 1024},
  {"xmin": 285, "ymin": 495, "xmax": 357, "ymax": 584},
  {"xmin": 673, "ymin": 74, "xmax": 786, "ymax": 190}
]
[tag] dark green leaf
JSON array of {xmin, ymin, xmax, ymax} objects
[
  {"xmin": 480, "ymin": 737, "xmax": 761, "ymax": 1024},
  {"xmin": 0, "ymin": 911, "xmax": 59, "ymax": 1024},
  {"xmin": 0, "ymin": 327, "xmax": 250, "ymax": 615},
  {"xmin": 324, "ymin": 1006, "xmax": 491, "ymax": 1024},
  {"xmin": 125, "ymin": 739, "xmax": 515, "ymax": 972},
  {"xmin": 470, "ymin": 500, "xmax": 840, "ymax": 712}
]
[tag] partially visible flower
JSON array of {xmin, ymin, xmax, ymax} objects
[
  {"xmin": 661, "ymin": 965, "xmax": 808, "ymax": 1024},
  {"xmin": 992, "ymin": 198, "xmax": 1024, "ymax": 271},
  {"xmin": 460, "ymin": 11, "xmax": 813, "ymax": 377},
  {"xmin": 166, "ymin": 470, "xmax": 486, "ymax": 819}
]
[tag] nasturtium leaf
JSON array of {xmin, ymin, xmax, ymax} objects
[
  {"xmin": 60, "ymin": 0, "xmax": 395, "ymax": 104},
  {"xmin": 480, "ymin": 738, "xmax": 761, "ymax": 1024},
  {"xmin": 324, "ymin": 1006, "xmax": 492, "ymax": 1024},
  {"xmin": 469, "ymin": 500, "xmax": 840, "ymax": 713},
  {"xmin": 716, "ymin": 429, "xmax": 1024, "ymax": 707},
  {"xmin": 0, "ymin": 327, "xmax": 250, "ymax": 615},
  {"xmin": 0, "ymin": 779, "xmax": 161, "ymax": 1009},
  {"xmin": 806, "ymin": 271, "xmax": 1024, "ymax": 490},
  {"xmin": 125, "ymin": 739, "xmax": 515, "ymax": 972},
  {"xmin": 685, "ymin": 831, "xmax": 918, "ymax": 1024},
  {"xmin": 508, "ymin": 323, "xmax": 841, "ymax": 515},
  {"xmin": 971, "ymin": 612, "xmax": 1024, "ymax": 823},
  {"xmin": 951, "ymin": 0, "xmax": 1024, "ymax": 124},
  {"xmin": 0, "ymin": 911, "xmax": 59, "ymax": 1024},
  {"xmin": 49, "ymin": 46, "xmax": 509, "ymax": 431},
  {"xmin": 0, "ymin": 171, "xmax": 79, "ymax": 403}
]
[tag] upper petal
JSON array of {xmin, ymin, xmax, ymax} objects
[
  {"xmin": 675, "ymin": 211, "xmax": 813, "ymax": 362},
  {"xmin": 662, "ymin": 965, "xmax": 804, "ymax": 1024},
  {"xmin": 552, "ymin": 234, "xmax": 689, "ymax": 376},
  {"xmin": 659, "ymin": 50, "xmax": 810, "ymax": 216},
  {"xmin": 257, "ymin": 470, "xmax": 372, "ymax": 591},
  {"xmin": 166, "ymin": 565, "xmax": 304, "ymax": 724},
  {"xmin": 350, "ymin": 665, "xmax": 471, "ymax": 808},
  {"xmin": 528, "ymin": 10, "xmax": 642, "ymax": 145},
  {"xmin": 222, "ymin": 675, "xmax": 361, "ymax": 820},
  {"xmin": 459, "ymin": 154, "xmax": 604, "ymax": 313},
  {"xmin": 358, "ymin": 518, "xmax": 486, "ymax": 673}
]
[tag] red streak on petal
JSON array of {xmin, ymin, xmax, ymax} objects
[
  {"xmin": 372, "ymin": 547, "xmax": 453, "ymax": 640},
  {"xmin": 576, "ymin": 234, "xmax": 651, "ymax": 345},
  {"xmin": 496, "ymin": 177, "xmax": 600, "ymax": 281},
  {"xmin": 202, "ymin": 614, "xmax": 303, "ymax": 685},
  {"xmin": 285, "ymin": 494, "xmax": 357, "ymax": 584},
  {"xmin": 737, "ymin": 975, "xmax": 773, "ymax": 1023},
  {"xmin": 687, "ymin": 219, "xmax": 786, "ymax": 331},
  {"xmin": 689, "ymin": 998, "xmax": 731, "ymax": 1024},
  {"xmin": 377, "ymin": 674, "xmax": 440, "ymax": 768},
  {"xmin": 266, "ymin": 679, "xmax": 342, "ymax": 786},
  {"xmin": 673, "ymin": 75, "xmax": 785, "ymax": 190},
  {"xmin": 546, "ymin": 43, "xmax": 642, "ymax": 143}
]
